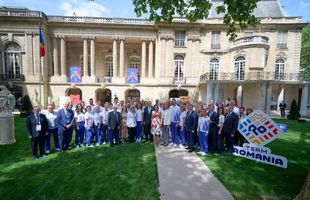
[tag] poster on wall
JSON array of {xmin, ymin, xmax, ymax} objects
[
  {"xmin": 69, "ymin": 94, "xmax": 80, "ymax": 109},
  {"xmin": 128, "ymin": 68, "xmax": 139, "ymax": 84},
  {"xmin": 233, "ymin": 110, "xmax": 288, "ymax": 168},
  {"xmin": 69, "ymin": 66, "xmax": 81, "ymax": 83}
]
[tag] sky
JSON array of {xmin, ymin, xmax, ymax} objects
[{"xmin": 0, "ymin": 0, "xmax": 309, "ymax": 21}]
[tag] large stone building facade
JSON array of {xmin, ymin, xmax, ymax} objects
[{"xmin": 0, "ymin": 0, "xmax": 309, "ymax": 115}]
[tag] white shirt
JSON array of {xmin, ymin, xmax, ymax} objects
[
  {"xmin": 217, "ymin": 114, "xmax": 225, "ymax": 127},
  {"xmin": 45, "ymin": 111, "xmax": 57, "ymax": 129},
  {"xmin": 93, "ymin": 112, "xmax": 101, "ymax": 126},
  {"xmin": 84, "ymin": 112, "xmax": 94, "ymax": 129},
  {"xmin": 233, "ymin": 106, "xmax": 240, "ymax": 116},
  {"xmin": 169, "ymin": 105, "xmax": 180, "ymax": 123},
  {"xmin": 74, "ymin": 111, "xmax": 85, "ymax": 123},
  {"xmin": 127, "ymin": 111, "xmax": 137, "ymax": 127},
  {"xmin": 179, "ymin": 111, "xmax": 187, "ymax": 128},
  {"xmin": 100, "ymin": 110, "xmax": 107, "ymax": 125},
  {"xmin": 136, "ymin": 109, "xmax": 143, "ymax": 122},
  {"xmin": 162, "ymin": 109, "xmax": 171, "ymax": 126}
]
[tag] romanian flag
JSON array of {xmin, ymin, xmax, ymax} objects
[{"xmin": 39, "ymin": 24, "xmax": 45, "ymax": 57}]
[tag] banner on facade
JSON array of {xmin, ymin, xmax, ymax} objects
[
  {"xmin": 69, "ymin": 66, "xmax": 81, "ymax": 83},
  {"xmin": 128, "ymin": 68, "xmax": 139, "ymax": 84},
  {"xmin": 233, "ymin": 110, "xmax": 288, "ymax": 168}
]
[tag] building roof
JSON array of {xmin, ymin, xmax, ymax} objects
[{"xmin": 208, "ymin": 0, "xmax": 287, "ymax": 18}]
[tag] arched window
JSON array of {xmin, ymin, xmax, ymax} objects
[
  {"xmin": 174, "ymin": 55, "xmax": 185, "ymax": 82},
  {"xmin": 275, "ymin": 59, "xmax": 285, "ymax": 80},
  {"xmin": 209, "ymin": 58, "xmax": 219, "ymax": 80},
  {"xmin": 234, "ymin": 57, "xmax": 245, "ymax": 81},
  {"xmin": 4, "ymin": 42, "xmax": 22, "ymax": 79},
  {"xmin": 105, "ymin": 56, "xmax": 113, "ymax": 77}
]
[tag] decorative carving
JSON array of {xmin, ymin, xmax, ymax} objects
[{"xmin": 0, "ymin": 86, "xmax": 16, "ymax": 113}]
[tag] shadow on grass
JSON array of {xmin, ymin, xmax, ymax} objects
[{"xmin": 0, "ymin": 116, "xmax": 160, "ymax": 200}]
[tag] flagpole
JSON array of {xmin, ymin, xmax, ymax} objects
[{"xmin": 39, "ymin": 22, "xmax": 42, "ymax": 107}]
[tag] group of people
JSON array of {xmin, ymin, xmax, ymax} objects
[{"xmin": 26, "ymin": 96, "xmax": 253, "ymax": 160}]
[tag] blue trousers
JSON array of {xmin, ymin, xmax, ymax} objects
[
  {"xmin": 170, "ymin": 122, "xmax": 179, "ymax": 145},
  {"xmin": 94, "ymin": 125, "xmax": 101, "ymax": 144},
  {"xmin": 86, "ymin": 127, "xmax": 93, "ymax": 146},
  {"xmin": 144, "ymin": 123, "xmax": 151, "ymax": 140},
  {"xmin": 75, "ymin": 121, "xmax": 85, "ymax": 146},
  {"xmin": 68, "ymin": 127, "xmax": 73, "ymax": 146},
  {"xmin": 198, "ymin": 131, "xmax": 208, "ymax": 154},
  {"xmin": 136, "ymin": 121, "xmax": 142, "ymax": 139},
  {"xmin": 45, "ymin": 128, "xmax": 60, "ymax": 151},
  {"xmin": 101, "ymin": 124, "xmax": 107, "ymax": 143},
  {"xmin": 179, "ymin": 128, "xmax": 187, "ymax": 145}
]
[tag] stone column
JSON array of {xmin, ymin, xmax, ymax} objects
[
  {"xmin": 300, "ymin": 82, "xmax": 309, "ymax": 117},
  {"xmin": 160, "ymin": 38, "xmax": 166, "ymax": 77},
  {"xmin": 119, "ymin": 38, "xmax": 125, "ymax": 77},
  {"xmin": 154, "ymin": 38, "xmax": 160, "ymax": 79},
  {"xmin": 53, "ymin": 37, "xmax": 59, "ymax": 76},
  {"xmin": 26, "ymin": 31, "xmax": 34, "ymax": 76},
  {"xmin": 266, "ymin": 82, "xmax": 272, "ymax": 114},
  {"xmin": 82, "ymin": 37, "xmax": 89, "ymax": 77},
  {"xmin": 90, "ymin": 37, "xmax": 96, "ymax": 77},
  {"xmin": 113, "ymin": 39, "xmax": 118, "ymax": 77},
  {"xmin": 237, "ymin": 85, "xmax": 243, "ymax": 107},
  {"xmin": 206, "ymin": 80, "xmax": 213, "ymax": 104},
  {"xmin": 148, "ymin": 40, "xmax": 154, "ymax": 78},
  {"xmin": 141, "ymin": 40, "xmax": 146, "ymax": 78},
  {"xmin": 259, "ymin": 81, "xmax": 267, "ymax": 112},
  {"xmin": 60, "ymin": 36, "xmax": 67, "ymax": 79}
]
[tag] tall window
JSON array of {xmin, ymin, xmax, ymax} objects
[
  {"xmin": 211, "ymin": 31, "xmax": 221, "ymax": 49},
  {"xmin": 234, "ymin": 57, "xmax": 245, "ymax": 80},
  {"xmin": 4, "ymin": 43, "xmax": 22, "ymax": 79},
  {"xmin": 175, "ymin": 31, "xmax": 186, "ymax": 47},
  {"xmin": 277, "ymin": 31, "xmax": 288, "ymax": 49},
  {"xmin": 174, "ymin": 55, "xmax": 185, "ymax": 82},
  {"xmin": 105, "ymin": 56, "xmax": 113, "ymax": 77},
  {"xmin": 209, "ymin": 59, "xmax": 219, "ymax": 80},
  {"xmin": 275, "ymin": 59, "xmax": 285, "ymax": 80}
]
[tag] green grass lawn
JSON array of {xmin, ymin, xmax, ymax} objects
[
  {"xmin": 200, "ymin": 119, "xmax": 310, "ymax": 200},
  {"xmin": 0, "ymin": 116, "xmax": 160, "ymax": 200}
]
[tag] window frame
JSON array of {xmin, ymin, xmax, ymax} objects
[{"xmin": 234, "ymin": 56, "xmax": 245, "ymax": 81}]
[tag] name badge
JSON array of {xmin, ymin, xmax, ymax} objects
[{"xmin": 36, "ymin": 125, "xmax": 42, "ymax": 131}]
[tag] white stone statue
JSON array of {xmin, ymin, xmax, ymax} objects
[{"xmin": 0, "ymin": 86, "xmax": 16, "ymax": 113}]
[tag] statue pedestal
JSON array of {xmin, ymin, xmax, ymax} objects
[{"xmin": 0, "ymin": 113, "xmax": 15, "ymax": 145}]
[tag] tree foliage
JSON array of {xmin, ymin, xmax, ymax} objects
[
  {"xmin": 300, "ymin": 23, "xmax": 310, "ymax": 80},
  {"xmin": 287, "ymin": 99, "xmax": 300, "ymax": 120},
  {"xmin": 132, "ymin": 0, "xmax": 260, "ymax": 41}
]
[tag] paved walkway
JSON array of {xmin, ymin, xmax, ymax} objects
[{"xmin": 156, "ymin": 145, "xmax": 234, "ymax": 200}]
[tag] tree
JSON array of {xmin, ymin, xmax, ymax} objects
[
  {"xmin": 132, "ymin": 0, "xmax": 260, "ymax": 40},
  {"xmin": 287, "ymin": 99, "xmax": 300, "ymax": 120},
  {"xmin": 20, "ymin": 95, "xmax": 33, "ymax": 118},
  {"xmin": 300, "ymin": 24, "xmax": 310, "ymax": 81}
]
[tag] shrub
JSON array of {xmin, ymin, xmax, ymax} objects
[
  {"xmin": 20, "ymin": 95, "xmax": 33, "ymax": 118},
  {"xmin": 287, "ymin": 99, "xmax": 300, "ymax": 120}
]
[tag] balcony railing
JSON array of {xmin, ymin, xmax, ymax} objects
[
  {"xmin": 97, "ymin": 76, "xmax": 112, "ymax": 83},
  {"xmin": 200, "ymin": 72, "xmax": 305, "ymax": 82},
  {"xmin": 0, "ymin": 8, "xmax": 46, "ymax": 18},
  {"xmin": 230, "ymin": 35, "xmax": 269, "ymax": 50},
  {"xmin": 173, "ymin": 77, "xmax": 186, "ymax": 84},
  {"xmin": 0, "ymin": 74, "xmax": 25, "ymax": 81}
]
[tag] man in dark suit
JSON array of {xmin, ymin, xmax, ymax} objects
[
  {"xmin": 108, "ymin": 105, "xmax": 121, "ymax": 146},
  {"xmin": 223, "ymin": 105, "xmax": 239, "ymax": 154},
  {"xmin": 143, "ymin": 100, "xmax": 153, "ymax": 141},
  {"xmin": 57, "ymin": 101, "xmax": 75, "ymax": 151},
  {"xmin": 185, "ymin": 103, "xmax": 198, "ymax": 152},
  {"xmin": 208, "ymin": 104, "xmax": 219, "ymax": 153},
  {"xmin": 26, "ymin": 106, "xmax": 49, "ymax": 159}
]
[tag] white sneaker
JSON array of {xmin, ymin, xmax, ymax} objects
[
  {"xmin": 88, "ymin": 144, "xmax": 94, "ymax": 148},
  {"xmin": 103, "ymin": 142, "xmax": 106, "ymax": 145},
  {"xmin": 197, "ymin": 151, "xmax": 203, "ymax": 155},
  {"xmin": 96, "ymin": 143, "xmax": 100, "ymax": 147},
  {"xmin": 173, "ymin": 144, "xmax": 178, "ymax": 148},
  {"xmin": 76, "ymin": 145, "xmax": 80, "ymax": 149},
  {"xmin": 46, "ymin": 150, "xmax": 50, "ymax": 154},
  {"xmin": 179, "ymin": 144, "xmax": 184, "ymax": 149},
  {"xmin": 80, "ymin": 144, "xmax": 84, "ymax": 147},
  {"xmin": 201, "ymin": 152, "xmax": 207, "ymax": 156},
  {"xmin": 169, "ymin": 143, "xmax": 173, "ymax": 146}
]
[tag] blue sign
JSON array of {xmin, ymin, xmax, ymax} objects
[
  {"xmin": 128, "ymin": 68, "xmax": 139, "ymax": 84},
  {"xmin": 70, "ymin": 66, "xmax": 81, "ymax": 83}
]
